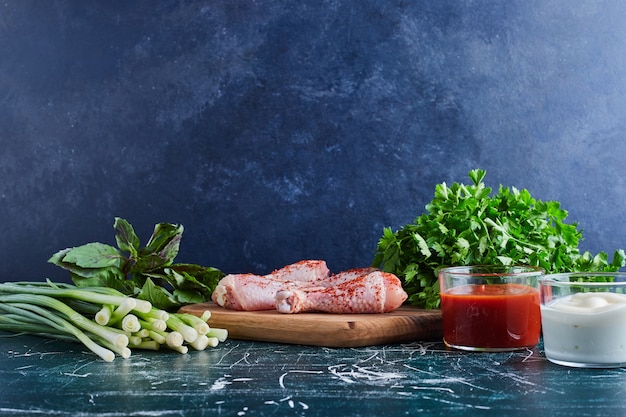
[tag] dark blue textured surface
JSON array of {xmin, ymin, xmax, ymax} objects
[
  {"xmin": 1, "ymin": 1, "xmax": 626, "ymax": 281},
  {"xmin": 1, "ymin": 335, "xmax": 626, "ymax": 417}
]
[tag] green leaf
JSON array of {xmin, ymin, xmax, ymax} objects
[
  {"xmin": 173, "ymin": 288, "xmax": 205, "ymax": 305},
  {"xmin": 478, "ymin": 235, "xmax": 489, "ymax": 255},
  {"xmin": 373, "ymin": 168, "xmax": 625, "ymax": 308},
  {"xmin": 412, "ymin": 232, "xmax": 431, "ymax": 257},
  {"xmin": 48, "ymin": 248, "xmax": 70, "ymax": 268},
  {"xmin": 136, "ymin": 277, "xmax": 179, "ymax": 310},
  {"xmin": 139, "ymin": 222, "xmax": 183, "ymax": 266},
  {"xmin": 60, "ymin": 243, "xmax": 122, "ymax": 269},
  {"xmin": 165, "ymin": 264, "xmax": 224, "ymax": 291},
  {"xmin": 114, "ymin": 217, "xmax": 140, "ymax": 258},
  {"xmin": 496, "ymin": 256, "xmax": 513, "ymax": 265},
  {"xmin": 131, "ymin": 254, "xmax": 171, "ymax": 274},
  {"xmin": 71, "ymin": 268, "xmax": 132, "ymax": 293},
  {"xmin": 468, "ymin": 169, "xmax": 486, "ymax": 185},
  {"xmin": 144, "ymin": 223, "xmax": 183, "ymax": 255},
  {"xmin": 611, "ymin": 249, "xmax": 626, "ymax": 269},
  {"xmin": 49, "ymin": 218, "xmax": 225, "ymax": 311}
]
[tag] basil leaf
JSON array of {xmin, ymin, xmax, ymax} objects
[
  {"xmin": 60, "ymin": 243, "xmax": 122, "ymax": 269},
  {"xmin": 114, "ymin": 217, "xmax": 140, "ymax": 258},
  {"xmin": 49, "ymin": 218, "xmax": 224, "ymax": 311},
  {"xmin": 141, "ymin": 222, "xmax": 183, "ymax": 264},
  {"xmin": 136, "ymin": 277, "xmax": 179, "ymax": 310}
]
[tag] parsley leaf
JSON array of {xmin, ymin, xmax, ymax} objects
[{"xmin": 372, "ymin": 169, "xmax": 626, "ymax": 309}]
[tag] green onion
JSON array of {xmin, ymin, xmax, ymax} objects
[
  {"xmin": 131, "ymin": 340, "xmax": 160, "ymax": 350},
  {"xmin": 0, "ymin": 282, "xmax": 152, "ymax": 313},
  {"xmin": 95, "ymin": 305, "xmax": 113, "ymax": 325},
  {"xmin": 121, "ymin": 314, "xmax": 141, "ymax": 333},
  {"xmin": 148, "ymin": 330, "xmax": 167, "ymax": 345},
  {"xmin": 0, "ymin": 294, "xmax": 129, "ymax": 349},
  {"xmin": 166, "ymin": 314, "xmax": 199, "ymax": 343},
  {"xmin": 136, "ymin": 308, "xmax": 169, "ymax": 322},
  {"xmin": 165, "ymin": 331, "xmax": 184, "ymax": 348},
  {"xmin": 167, "ymin": 344, "xmax": 188, "ymax": 354},
  {"xmin": 109, "ymin": 298, "xmax": 137, "ymax": 323},
  {"xmin": 133, "ymin": 329, "xmax": 150, "ymax": 338},
  {"xmin": 206, "ymin": 327, "xmax": 228, "ymax": 342},
  {"xmin": 0, "ymin": 280, "xmax": 228, "ymax": 361},
  {"xmin": 0, "ymin": 301, "xmax": 115, "ymax": 362},
  {"xmin": 138, "ymin": 318, "xmax": 167, "ymax": 332},
  {"xmin": 177, "ymin": 313, "xmax": 210, "ymax": 335},
  {"xmin": 189, "ymin": 334, "xmax": 219, "ymax": 350}
]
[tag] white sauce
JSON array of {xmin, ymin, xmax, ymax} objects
[{"xmin": 540, "ymin": 292, "xmax": 626, "ymax": 366}]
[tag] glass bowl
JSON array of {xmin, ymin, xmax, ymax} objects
[
  {"xmin": 540, "ymin": 272, "xmax": 626, "ymax": 368},
  {"xmin": 439, "ymin": 265, "xmax": 543, "ymax": 352}
]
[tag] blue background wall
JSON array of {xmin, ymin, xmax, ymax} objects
[{"xmin": 1, "ymin": 1, "xmax": 625, "ymax": 282}]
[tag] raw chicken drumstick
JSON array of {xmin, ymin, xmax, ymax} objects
[
  {"xmin": 275, "ymin": 270, "xmax": 408, "ymax": 314},
  {"xmin": 211, "ymin": 260, "xmax": 408, "ymax": 314},
  {"xmin": 211, "ymin": 260, "xmax": 330, "ymax": 310}
]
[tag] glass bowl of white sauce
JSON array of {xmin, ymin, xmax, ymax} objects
[{"xmin": 539, "ymin": 273, "xmax": 626, "ymax": 368}]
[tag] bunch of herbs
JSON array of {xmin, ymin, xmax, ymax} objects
[
  {"xmin": 372, "ymin": 169, "xmax": 625, "ymax": 308},
  {"xmin": 49, "ymin": 218, "xmax": 224, "ymax": 311}
]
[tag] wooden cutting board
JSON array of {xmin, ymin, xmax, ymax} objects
[{"xmin": 178, "ymin": 302, "xmax": 442, "ymax": 348}]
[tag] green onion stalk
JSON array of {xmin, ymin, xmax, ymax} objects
[{"xmin": 0, "ymin": 281, "xmax": 228, "ymax": 362}]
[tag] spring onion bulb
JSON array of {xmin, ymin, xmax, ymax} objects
[
  {"xmin": 133, "ymin": 329, "xmax": 150, "ymax": 338},
  {"xmin": 206, "ymin": 327, "xmax": 228, "ymax": 342},
  {"xmin": 121, "ymin": 314, "xmax": 141, "ymax": 333},
  {"xmin": 167, "ymin": 344, "xmax": 188, "ymax": 354},
  {"xmin": 109, "ymin": 299, "xmax": 137, "ymax": 323},
  {"xmin": 165, "ymin": 331, "xmax": 184, "ymax": 348},
  {"xmin": 166, "ymin": 315, "xmax": 198, "ymax": 343},
  {"xmin": 177, "ymin": 313, "xmax": 210, "ymax": 335},
  {"xmin": 189, "ymin": 334, "xmax": 210, "ymax": 350},
  {"xmin": 95, "ymin": 305, "xmax": 113, "ymax": 325},
  {"xmin": 137, "ymin": 318, "xmax": 167, "ymax": 332}
]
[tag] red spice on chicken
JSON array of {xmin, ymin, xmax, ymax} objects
[
  {"xmin": 275, "ymin": 270, "xmax": 407, "ymax": 314},
  {"xmin": 211, "ymin": 260, "xmax": 330, "ymax": 310},
  {"xmin": 211, "ymin": 260, "xmax": 407, "ymax": 314}
]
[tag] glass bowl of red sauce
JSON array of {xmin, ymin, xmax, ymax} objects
[{"xmin": 438, "ymin": 265, "xmax": 544, "ymax": 352}]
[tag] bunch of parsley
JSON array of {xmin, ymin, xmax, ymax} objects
[
  {"xmin": 372, "ymin": 169, "xmax": 625, "ymax": 309},
  {"xmin": 49, "ymin": 218, "xmax": 225, "ymax": 311}
]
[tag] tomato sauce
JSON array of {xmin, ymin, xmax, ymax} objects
[{"xmin": 440, "ymin": 283, "xmax": 541, "ymax": 350}]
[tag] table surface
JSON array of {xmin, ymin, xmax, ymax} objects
[{"xmin": 1, "ymin": 332, "xmax": 624, "ymax": 417}]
